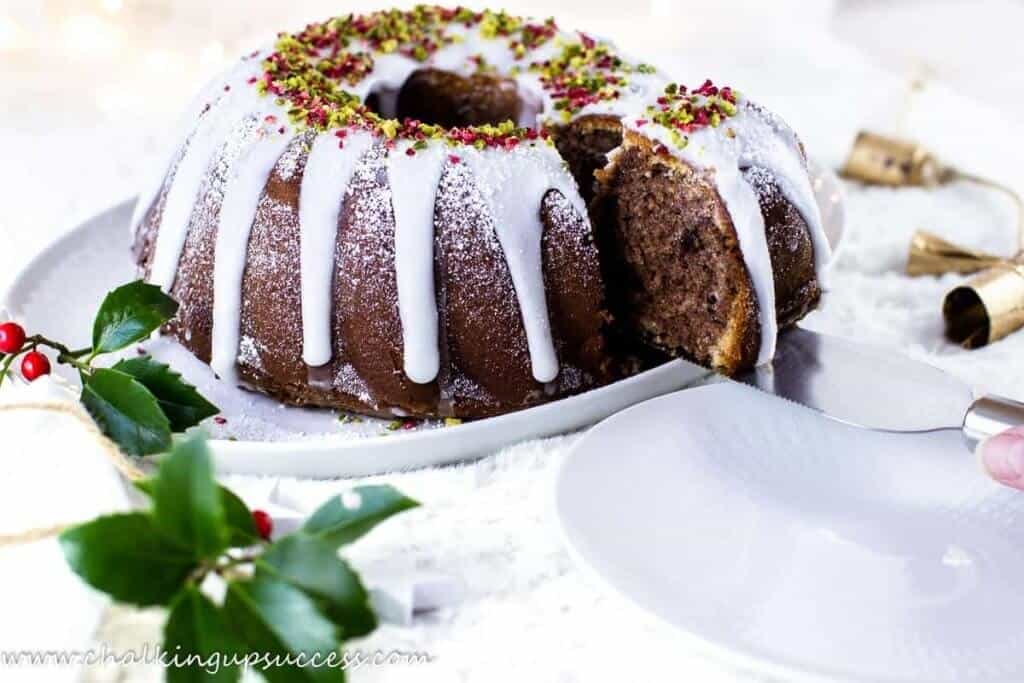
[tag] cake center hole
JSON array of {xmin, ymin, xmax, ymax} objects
[{"xmin": 367, "ymin": 68, "xmax": 525, "ymax": 129}]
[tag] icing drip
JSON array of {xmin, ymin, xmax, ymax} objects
[
  {"xmin": 464, "ymin": 144, "xmax": 581, "ymax": 383},
  {"xmin": 709, "ymin": 164, "xmax": 777, "ymax": 363},
  {"xmin": 298, "ymin": 130, "xmax": 375, "ymax": 367},
  {"xmin": 210, "ymin": 126, "xmax": 293, "ymax": 383},
  {"xmin": 387, "ymin": 142, "xmax": 448, "ymax": 384},
  {"xmin": 737, "ymin": 105, "xmax": 831, "ymax": 290},
  {"xmin": 148, "ymin": 87, "xmax": 263, "ymax": 292},
  {"xmin": 132, "ymin": 54, "xmax": 266, "ymax": 236}
]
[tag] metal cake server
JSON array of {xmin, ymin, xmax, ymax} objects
[{"xmin": 738, "ymin": 326, "xmax": 1024, "ymax": 450}]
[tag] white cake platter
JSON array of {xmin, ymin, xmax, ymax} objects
[{"xmin": 1, "ymin": 200, "xmax": 710, "ymax": 477}]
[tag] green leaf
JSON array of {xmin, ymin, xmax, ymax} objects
[
  {"xmin": 113, "ymin": 355, "xmax": 219, "ymax": 431},
  {"xmin": 257, "ymin": 534, "xmax": 377, "ymax": 639},
  {"xmin": 220, "ymin": 485, "xmax": 260, "ymax": 547},
  {"xmin": 303, "ymin": 485, "xmax": 418, "ymax": 548},
  {"xmin": 164, "ymin": 586, "xmax": 242, "ymax": 683},
  {"xmin": 92, "ymin": 280, "xmax": 178, "ymax": 354},
  {"xmin": 135, "ymin": 479, "xmax": 259, "ymax": 549},
  {"xmin": 59, "ymin": 512, "xmax": 196, "ymax": 607},
  {"xmin": 81, "ymin": 368, "xmax": 172, "ymax": 456},
  {"xmin": 151, "ymin": 435, "xmax": 227, "ymax": 559},
  {"xmin": 223, "ymin": 577, "xmax": 343, "ymax": 683}
]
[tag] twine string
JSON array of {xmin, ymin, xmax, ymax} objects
[
  {"xmin": 0, "ymin": 401, "xmax": 143, "ymax": 547},
  {"xmin": 952, "ymin": 171, "xmax": 1024, "ymax": 258}
]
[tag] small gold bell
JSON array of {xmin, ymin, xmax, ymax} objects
[
  {"xmin": 907, "ymin": 230, "xmax": 1008, "ymax": 277},
  {"xmin": 944, "ymin": 263, "xmax": 1024, "ymax": 349},
  {"xmin": 841, "ymin": 131, "xmax": 953, "ymax": 187}
]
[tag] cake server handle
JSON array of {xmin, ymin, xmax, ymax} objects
[{"xmin": 963, "ymin": 394, "xmax": 1024, "ymax": 451}]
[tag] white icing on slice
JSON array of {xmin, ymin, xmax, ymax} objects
[
  {"xmin": 737, "ymin": 105, "xmax": 832, "ymax": 289},
  {"xmin": 210, "ymin": 128, "xmax": 293, "ymax": 384},
  {"xmin": 713, "ymin": 166, "xmax": 777, "ymax": 363},
  {"xmin": 299, "ymin": 130, "xmax": 375, "ymax": 367},
  {"xmin": 623, "ymin": 100, "xmax": 830, "ymax": 365},
  {"xmin": 464, "ymin": 144, "xmax": 583, "ymax": 383},
  {"xmin": 387, "ymin": 142, "xmax": 447, "ymax": 384}
]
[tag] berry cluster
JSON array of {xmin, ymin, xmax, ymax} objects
[{"xmin": 0, "ymin": 321, "xmax": 55, "ymax": 383}]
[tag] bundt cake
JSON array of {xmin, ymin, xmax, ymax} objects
[{"xmin": 131, "ymin": 6, "xmax": 830, "ymax": 419}]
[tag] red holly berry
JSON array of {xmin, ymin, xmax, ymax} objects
[
  {"xmin": 20, "ymin": 351, "xmax": 50, "ymax": 381},
  {"xmin": 252, "ymin": 509, "xmax": 273, "ymax": 540},
  {"xmin": 0, "ymin": 322, "xmax": 26, "ymax": 354}
]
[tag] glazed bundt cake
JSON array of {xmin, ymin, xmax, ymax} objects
[{"xmin": 131, "ymin": 6, "xmax": 830, "ymax": 419}]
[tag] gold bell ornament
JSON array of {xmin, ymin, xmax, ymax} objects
[{"xmin": 841, "ymin": 131, "xmax": 1024, "ymax": 349}]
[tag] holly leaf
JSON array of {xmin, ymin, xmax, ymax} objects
[
  {"xmin": 113, "ymin": 355, "xmax": 218, "ymax": 432},
  {"xmin": 303, "ymin": 486, "xmax": 418, "ymax": 549},
  {"xmin": 81, "ymin": 368, "xmax": 172, "ymax": 456},
  {"xmin": 223, "ymin": 577, "xmax": 343, "ymax": 683},
  {"xmin": 92, "ymin": 280, "xmax": 178, "ymax": 354},
  {"xmin": 220, "ymin": 485, "xmax": 260, "ymax": 547},
  {"xmin": 257, "ymin": 534, "xmax": 377, "ymax": 639},
  {"xmin": 164, "ymin": 586, "xmax": 243, "ymax": 683},
  {"xmin": 59, "ymin": 512, "xmax": 196, "ymax": 606},
  {"xmin": 151, "ymin": 435, "xmax": 228, "ymax": 559},
  {"xmin": 135, "ymin": 479, "xmax": 259, "ymax": 548}
]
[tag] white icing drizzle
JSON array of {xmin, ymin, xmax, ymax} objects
[
  {"xmin": 210, "ymin": 126, "xmax": 293, "ymax": 384},
  {"xmin": 708, "ymin": 164, "xmax": 777, "ymax": 363},
  {"xmin": 131, "ymin": 54, "xmax": 267, "ymax": 236},
  {"xmin": 738, "ymin": 104, "xmax": 832, "ymax": 290},
  {"xmin": 464, "ymin": 144, "xmax": 582, "ymax": 383},
  {"xmin": 298, "ymin": 130, "xmax": 375, "ymax": 367},
  {"xmin": 387, "ymin": 142, "xmax": 448, "ymax": 384},
  {"xmin": 148, "ymin": 85, "xmax": 264, "ymax": 292}
]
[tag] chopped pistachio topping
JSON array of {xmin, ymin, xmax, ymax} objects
[
  {"xmin": 645, "ymin": 79, "xmax": 741, "ymax": 149},
  {"xmin": 253, "ymin": 5, "xmax": 565, "ymax": 145},
  {"xmin": 247, "ymin": 6, "xmax": 739, "ymax": 151},
  {"xmin": 529, "ymin": 36, "xmax": 651, "ymax": 119}
]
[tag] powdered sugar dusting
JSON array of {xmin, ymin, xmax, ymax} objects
[
  {"xmin": 237, "ymin": 334, "xmax": 263, "ymax": 371},
  {"xmin": 334, "ymin": 363, "xmax": 374, "ymax": 405}
]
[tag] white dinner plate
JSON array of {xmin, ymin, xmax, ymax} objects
[
  {"xmin": 557, "ymin": 382, "xmax": 1024, "ymax": 682},
  {"xmin": 1, "ymin": 200, "xmax": 710, "ymax": 477}
]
